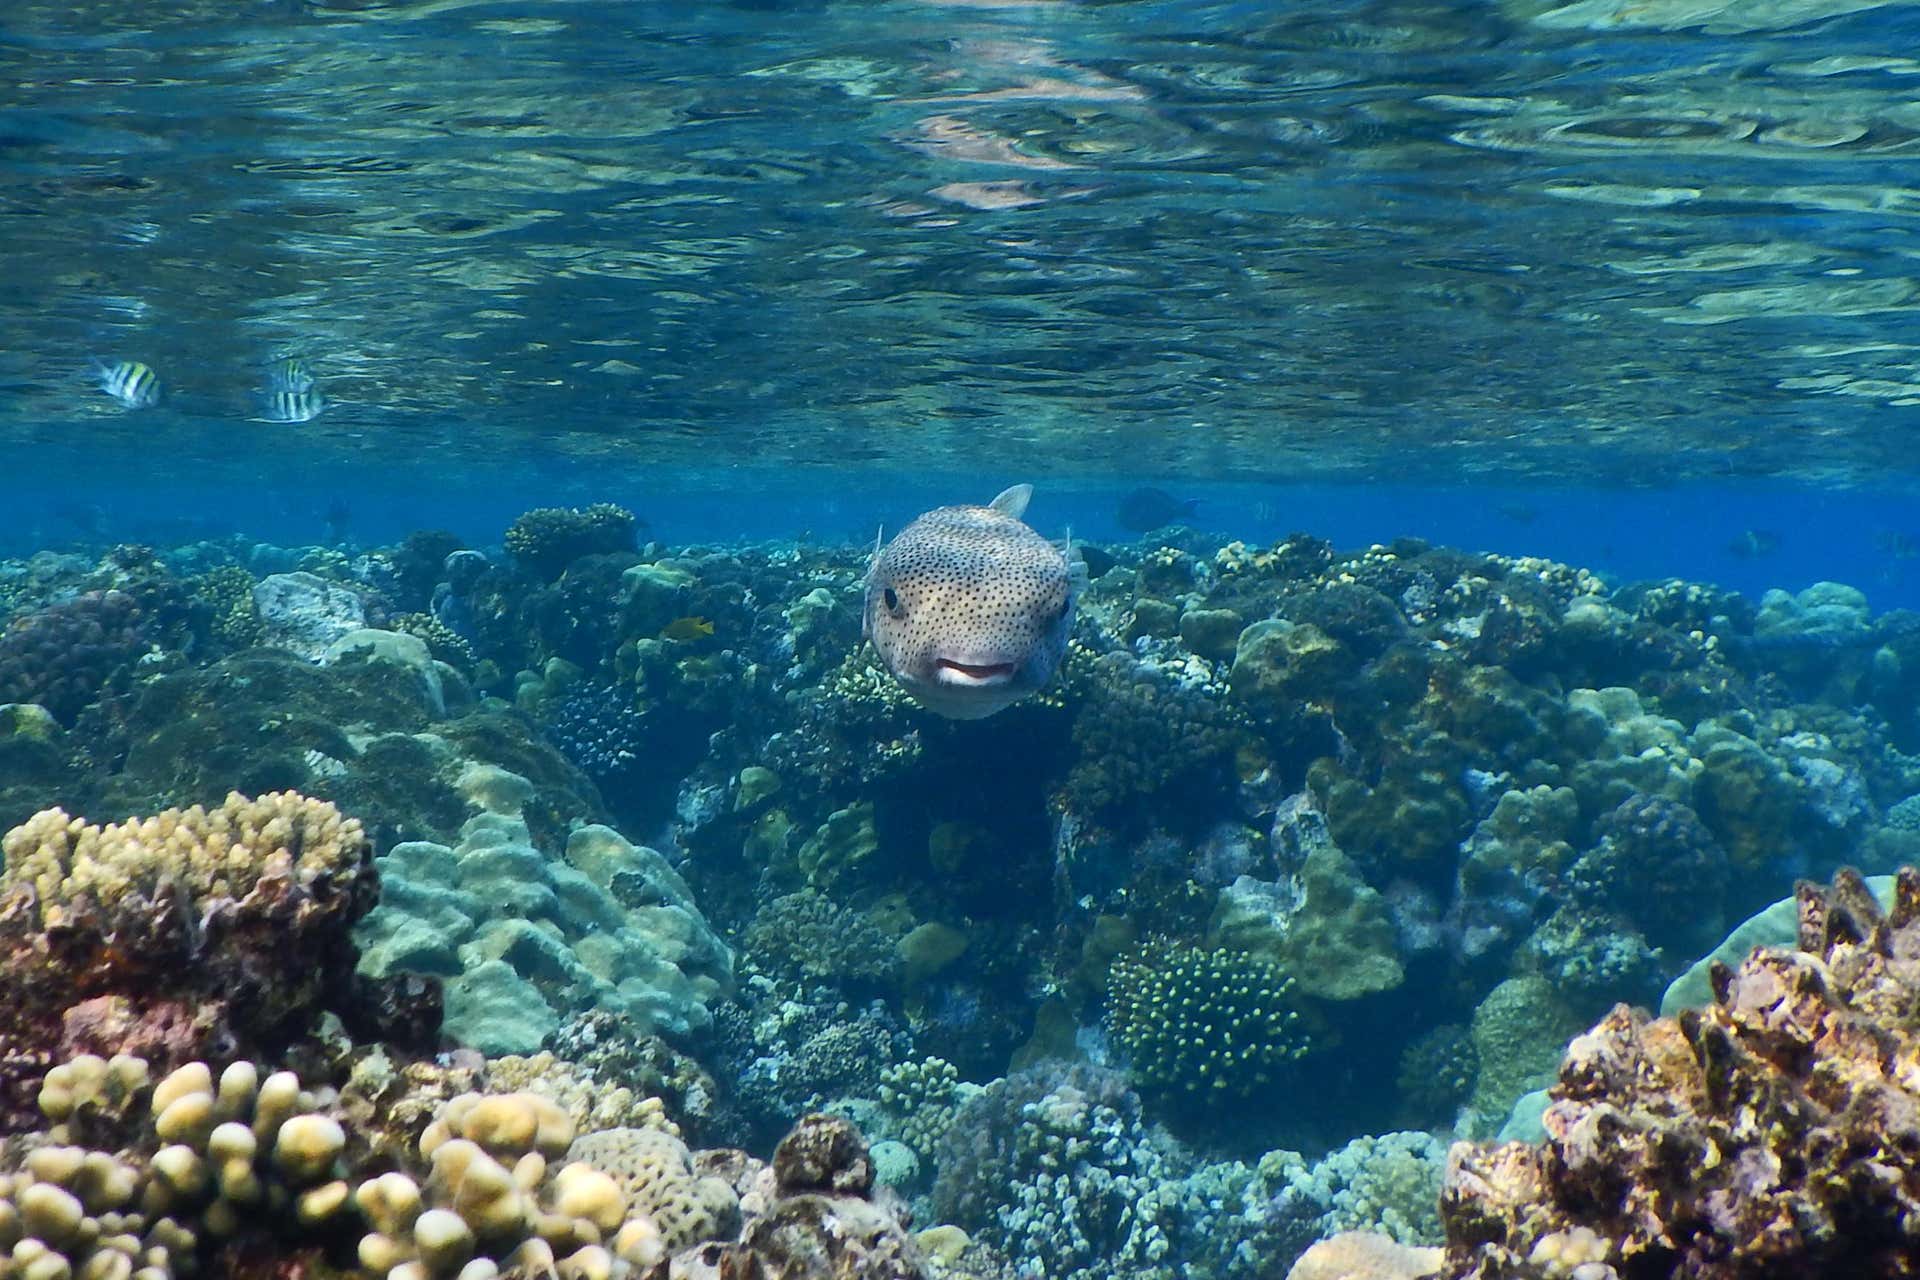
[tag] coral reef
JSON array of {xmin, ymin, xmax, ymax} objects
[
  {"xmin": 1107, "ymin": 939, "xmax": 1311, "ymax": 1099},
  {"xmin": 1440, "ymin": 867, "xmax": 1920, "ymax": 1278},
  {"xmin": 11, "ymin": 513, "xmax": 1920, "ymax": 1280},
  {"xmin": 0, "ymin": 793, "xmax": 424, "ymax": 1132},
  {"xmin": 504, "ymin": 504, "xmax": 640, "ymax": 581}
]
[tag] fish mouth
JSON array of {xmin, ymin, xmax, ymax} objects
[{"xmin": 933, "ymin": 658, "xmax": 1018, "ymax": 686}]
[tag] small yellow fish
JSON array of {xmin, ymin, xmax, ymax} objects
[
  {"xmin": 96, "ymin": 359, "xmax": 161, "ymax": 408},
  {"xmin": 660, "ymin": 616, "xmax": 715, "ymax": 642}
]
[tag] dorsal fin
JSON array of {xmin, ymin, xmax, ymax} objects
[
  {"xmin": 989, "ymin": 483, "xmax": 1033, "ymax": 519},
  {"xmin": 1062, "ymin": 526, "xmax": 1090, "ymax": 590}
]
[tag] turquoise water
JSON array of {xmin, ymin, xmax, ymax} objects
[
  {"xmin": 5, "ymin": 4, "xmax": 1920, "ymax": 1280},
  {"xmin": 9, "ymin": 0, "xmax": 1920, "ymax": 488}
]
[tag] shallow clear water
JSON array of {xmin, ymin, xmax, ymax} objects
[
  {"xmin": 8, "ymin": 0, "xmax": 1920, "ymax": 497},
  {"xmin": 9, "ymin": 7, "xmax": 1920, "ymax": 1278}
]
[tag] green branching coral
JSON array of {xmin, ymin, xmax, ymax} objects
[
  {"xmin": 1106, "ymin": 939, "xmax": 1309, "ymax": 1097},
  {"xmin": 390, "ymin": 612, "xmax": 476, "ymax": 668},
  {"xmin": 193, "ymin": 565, "xmax": 262, "ymax": 650},
  {"xmin": 875, "ymin": 1058, "xmax": 979, "ymax": 1161},
  {"xmin": 504, "ymin": 504, "xmax": 639, "ymax": 581}
]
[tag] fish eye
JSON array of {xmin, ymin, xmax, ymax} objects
[{"xmin": 883, "ymin": 586, "xmax": 903, "ymax": 615}]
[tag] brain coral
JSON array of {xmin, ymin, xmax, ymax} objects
[
  {"xmin": 1441, "ymin": 865, "xmax": 1920, "ymax": 1279},
  {"xmin": 566, "ymin": 1125, "xmax": 739, "ymax": 1252}
]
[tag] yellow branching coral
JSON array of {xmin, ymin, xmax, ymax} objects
[{"xmin": 1, "ymin": 792, "xmax": 365, "ymax": 927}]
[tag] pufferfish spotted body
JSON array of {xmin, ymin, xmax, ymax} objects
[{"xmin": 864, "ymin": 483, "xmax": 1080, "ymax": 719}]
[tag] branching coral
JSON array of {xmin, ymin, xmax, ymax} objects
[
  {"xmin": 0, "ymin": 794, "xmax": 402, "ymax": 1131},
  {"xmin": 193, "ymin": 565, "xmax": 262, "ymax": 651},
  {"xmin": 743, "ymin": 890, "xmax": 902, "ymax": 990},
  {"xmin": 1107, "ymin": 939, "xmax": 1310, "ymax": 1098},
  {"xmin": 538, "ymin": 681, "xmax": 647, "ymax": 786},
  {"xmin": 874, "ymin": 1058, "xmax": 979, "ymax": 1162},
  {"xmin": 1064, "ymin": 652, "xmax": 1251, "ymax": 821},
  {"xmin": 504, "ymin": 505, "xmax": 639, "ymax": 582},
  {"xmin": 929, "ymin": 1064, "xmax": 1187, "ymax": 1280}
]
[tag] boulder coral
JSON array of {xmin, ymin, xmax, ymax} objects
[{"xmin": 0, "ymin": 589, "xmax": 153, "ymax": 724}]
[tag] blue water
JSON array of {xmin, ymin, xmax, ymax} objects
[
  {"xmin": 10, "ymin": 443, "xmax": 1918, "ymax": 612},
  {"xmin": 7, "ymin": 0, "xmax": 1920, "ymax": 494},
  {"xmin": 9, "ymin": 3, "xmax": 1920, "ymax": 1278}
]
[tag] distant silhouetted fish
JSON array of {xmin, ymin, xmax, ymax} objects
[
  {"xmin": 1496, "ymin": 502, "xmax": 1539, "ymax": 525},
  {"xmin": 325, "ymin": 498, "xmax": 352, "ymax": 546},
  {"xmin": 52, "ymin": 501, "xmax": 106, "ymax": 537},
  {"xmin": 1727, "ymin": 529, "xmax": 1780, "ymax": 559},
  {"xmin": 1875, "ymin": 529, "xmax": 1918, "ymax": 560},
  {"xmin": 1116, "ymin": 486, "xmax": 1198, "ymax": 532},
  {"xmin": 1076, "ymin": 543, "xmax": 1117, "ymax": 579}
]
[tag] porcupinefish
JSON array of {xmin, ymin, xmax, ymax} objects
[{"xmin": 864, "ymin": 483, "xmax": 1079, "ymax": 720}]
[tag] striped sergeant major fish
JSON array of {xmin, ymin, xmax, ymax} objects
[
  {"xmin": 260, "ymin": 387, "xmax": 326, "ymax": 423},
  {"xmin": 266, "ymin": 357, "xmax": 315, "ymax": 394},
  {"xmin": 95, "ymin": 360, "xmax": 161, "ymax": 409}
]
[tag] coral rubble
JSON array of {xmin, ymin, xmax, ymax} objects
[{"xmin": 1440, "ymin": 867, "xmax": 1920, "ymax": 1278}]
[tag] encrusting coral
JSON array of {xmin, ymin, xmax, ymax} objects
[
  {"xmin": 0, "ymin": 794, "xmax": 425, "ymax": 1133},
  {"xmin": 1438, "ymin": 865, "xmax": 1920, "ymax": 1279}
]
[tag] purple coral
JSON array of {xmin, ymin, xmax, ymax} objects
[{"xmin": 0, "ymin": 589, "xmax": 151, "ymax": 723}]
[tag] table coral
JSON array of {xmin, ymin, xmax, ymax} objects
[{"xmin": 1441, "ymin": 866, "xmax": 1920, "ymax": 1278}]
